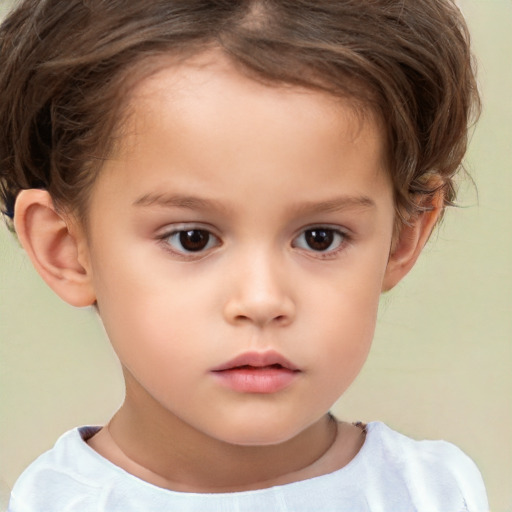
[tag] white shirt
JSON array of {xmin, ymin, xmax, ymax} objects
[{"xmin": 8, "ymin": 422, "xmax": 489, "ymax": 512}]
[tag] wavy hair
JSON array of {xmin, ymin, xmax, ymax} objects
[{"xmin": 0, "ymin": 0, "xmax": 480, "ymax": 230}]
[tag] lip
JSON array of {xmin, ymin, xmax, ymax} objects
[
  {"xmin": 211, "ymin": 350, "xmax": 299, "ymax": 372},
  {"xmin": 210, "ymin": 350, "xmax": 301, "ymax": 394}
]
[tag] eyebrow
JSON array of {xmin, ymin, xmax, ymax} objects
[
  {"xmin": 291, "ymin": 196, "xmax": 376, "ymax": 216},
  {"xmin": 133, "ymin": 192, "xmax": 376, "ymax": 215},
  {"xmin": 133, "ymin": 193, "xmax": 230, "ymax": 213}
]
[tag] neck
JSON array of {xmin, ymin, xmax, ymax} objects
[
  {"xmin": 104, "ymin": 399, "xmax": 338, "ymax": 492},
  {"xmin": 89, "ymin": 367, "xmax": 349, "ymax": 493}
]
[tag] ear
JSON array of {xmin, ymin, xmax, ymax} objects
[
  {"xmin": 14, "ymin": 189, "xmax": 96, "ymax": 307},
  {"xmin": 382, "ymin": 194, "xmax": 443, "ymax": 292}
]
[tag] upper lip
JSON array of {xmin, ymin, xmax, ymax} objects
[{"xmin": 211, "ymin": 350, "xmax": 300, "ymax": 372}]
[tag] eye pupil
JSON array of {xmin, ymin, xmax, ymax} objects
[
  {"xmin": 179, "ymin": 230, "xmax": 210, "ymax": 251},
  {"xmin": 305, "ymin": 229, "xmax": 334, "ymax": 251}
]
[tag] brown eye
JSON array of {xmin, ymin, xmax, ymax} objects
[
  {"xmin": 304, "ymin": 229, "xmax": 334, "ymax": 251},
  {"xmin": 178, "ymin": 230, "xmax": 211, "ymax": 251},
  {"xmin": 164, "ymin": 228, "xmax": 220, "ymax": 254},
  {"xmin": 293, "ymin": 227, "xmax": 345, "ymax": 253}
]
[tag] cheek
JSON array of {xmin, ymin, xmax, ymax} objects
[
  {"xmin": 99, "ymin": 288, "xmax": 201, "ymax": 355},
  {"xmin": 92, "ymin": 259, "xmax": 198, "ymax": 364},
  {"xmin": 305, "ymin": 299, "xmax": 377, "ymax": 406},
  {"xmin": 315, "ymin": 290, "xmax": 378, "ymax": 366},
  {"xmin": 301, "ymin": 256, "xmax": 386, "ymax": 376},
  {"xmin": 98, "ymin": 295, "xmax": 211, "ymax": 410}
]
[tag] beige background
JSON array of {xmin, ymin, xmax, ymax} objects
[{"xmin": 0, "ymin": 0, "xmax": 510, "ymax": 510}]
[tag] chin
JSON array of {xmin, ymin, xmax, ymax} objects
[{"xmin": 209, "ymin": 416, "xmax": 310, "ymax": 447}]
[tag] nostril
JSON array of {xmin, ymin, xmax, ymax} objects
[
  {"xmin": 224, "ymin": 294, "xmax": 295, "ymax": 327},
  {"xmin": 232, "ymin": 313, "xmax": 289, "ymax": 326}
]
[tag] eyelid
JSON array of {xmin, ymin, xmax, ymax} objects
[
  {"xmin": 291, "ymin": 224, "xmax": 351, "ymax": 257},
  {"xmin": 157, "ymin": 223, "xmax": 222, "ymax": 258},
  {"xmin": 156, "ymin": 222, "xmax": 218, "ymax": 236}
]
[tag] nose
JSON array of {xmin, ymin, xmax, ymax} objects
[{"xmin": 223, "ymin": 251, "xmax": 296, "ymax": 328}]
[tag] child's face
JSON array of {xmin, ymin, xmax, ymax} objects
[{"xmin": 81, "ymin": 52, "xmax": 395, "ymax": 445}]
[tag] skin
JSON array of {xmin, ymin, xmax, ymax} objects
[{"xmin": 14, "ymin": 51, "xmax": 440, "ymax": 492}]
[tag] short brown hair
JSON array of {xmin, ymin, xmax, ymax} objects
[{"xmin": 0, "ymin": 0, "xmax": 480, "ymax": 230}]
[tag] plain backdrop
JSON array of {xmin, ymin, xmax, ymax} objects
[{"xmin": 0, "ymin": 0, "xmax": 510, "ymax": 510}]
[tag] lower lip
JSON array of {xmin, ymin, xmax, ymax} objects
[{"xmin": 211, "ymin": 367, "xmax": 299, "ymax": 393}]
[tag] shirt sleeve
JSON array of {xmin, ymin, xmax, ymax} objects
[
  {"xmin": 445, "ymin": 442, "xmax": 489, "ymax": 512},
  {"xmin": 418, "ymin": 439, "xmax": 490, "ymax": 512}
]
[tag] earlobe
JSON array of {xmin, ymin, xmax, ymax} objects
[
  {"xmin": 382, "ymin": 195, "xmax": 443, "ymax": 292},
  {"xmin": 14, "ymin": 189, "xmax": 96, "ymax": 307}
]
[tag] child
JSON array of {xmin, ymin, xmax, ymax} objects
[{"xmin": 0, "ymin": 0, "xmax": 489, "ymax": 510}]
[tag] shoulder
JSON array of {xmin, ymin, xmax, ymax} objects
[
  {"xmin": 8, "ymin": 427, "xmax": 107, "ymax": 512},
  {"xmin": 363, "ymin": 422, "xmax": 489, "ymax": 512}
]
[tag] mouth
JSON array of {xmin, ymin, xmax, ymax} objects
[
  {"xmin": 211, "ymin": 350, "xmax": 300, "ymax": 372},
  {"xmin": 210, "ymin": 351, "xmax": 301, "ymax": 394}
]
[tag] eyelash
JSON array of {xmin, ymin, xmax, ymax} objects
[
  {"xmin": 157, "ymin": 225, "xmax": 350, "ymax": 259},
  {"xmin": 292, "ymin": 227, "xmax": 349, "ymax": 259},
  {"xmin": 157, "ymin": 225, "xmax": 222, "ymax": 258}
]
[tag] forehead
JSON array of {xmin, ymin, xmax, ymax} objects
[
  {"xmin": 92, "ymin": 51, "xmax": 390, "ymax": 215},
  {"xmin": 120, "ymin": 50, "xmax": 383, "ymax": 155}
]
